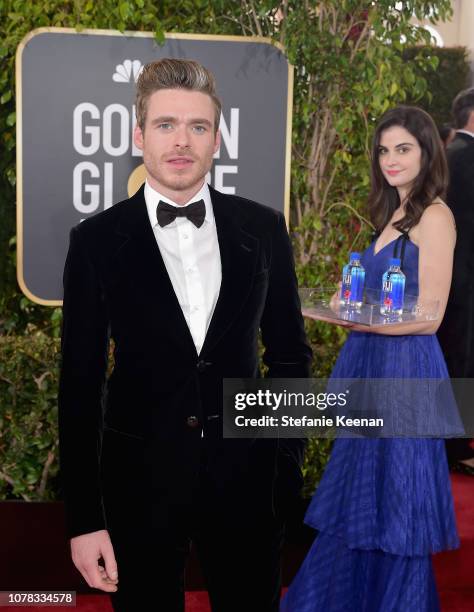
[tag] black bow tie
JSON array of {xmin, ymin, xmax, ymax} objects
[{"xmin": 156, "ymin": 199, "xmax": 206, "ymax": 228}]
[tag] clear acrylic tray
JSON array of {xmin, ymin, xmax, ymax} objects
[{"xmin": 299, "ymin": 288, "xmax": 439, "ymax": 327}]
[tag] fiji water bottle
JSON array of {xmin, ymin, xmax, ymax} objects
[
  {"xmin": 340, "ymin": 252, "xmax": 365, "ymax": 307},
  {"xmin": 380, "ymin": 257, "xmax": 405, "ymax": 315}
]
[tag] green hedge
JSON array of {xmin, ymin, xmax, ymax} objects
[
  {"xmin": 403, "ymin": 46, "xmax": 471, "ymax": 126},
  {"xmin": 0, "ymin": 330, "xmax": 60, "ymax": 500}
]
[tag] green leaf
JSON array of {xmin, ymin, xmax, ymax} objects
[
  {"xmin": 119, "ymin": 2, "xmax": 130, "ymax": 20},
  {"xmin": 154, "ymin": 26, "xmax": 165, "ymax": 45},
  {"xmin": 6, "ymin": 167, "xmax": 16, "ymax": 186},
  {"xmin": 6, "ymin": 112, "xmax": 16, "ymax": 126},
  {"xmin": 1, "ymin": 90, "xmax": 12, "ymax": 104}
]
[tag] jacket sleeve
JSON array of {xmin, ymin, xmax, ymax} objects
[
  {"xmin": 58, "ymin": 226, "xmax": 110, "ymax": 538},
  {"xmin": 260, "ymin": 213, "xmax": 313, "ymax": 466}
]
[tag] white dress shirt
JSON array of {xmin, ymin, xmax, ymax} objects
[
  {"xmin": 456, "ymin": 129, "xmax": 474, "ymax": 138},
  {"xmin": 144, "ymin": 180, "xmax": 222, "ymax": 355}
]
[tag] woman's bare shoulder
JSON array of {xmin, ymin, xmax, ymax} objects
[
  {"xmin": 418, "ymin": 200, "xmax": 456, "ymax": 237},
  {"xmin": 422, "ymin": 199, "xmax": 454, "ymax": 222}
]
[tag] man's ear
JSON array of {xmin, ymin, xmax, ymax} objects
[
  {"xmin": 214, "ymin": 129, "xmax": 221, "ymax": 154},
  {"xmin": 134, "ymin": 124, "xmax": 144, "ymax": 151}
]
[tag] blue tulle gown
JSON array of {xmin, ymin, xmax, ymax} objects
[{"xmin": 281, "ymin": 236, "xmax": 461, "ymax": 612}]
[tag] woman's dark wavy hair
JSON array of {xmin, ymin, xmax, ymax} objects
[{"xmin": 368, "ymin": 105, "xmax": 448, "ymax": 234}]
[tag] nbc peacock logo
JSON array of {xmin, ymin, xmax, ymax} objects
[{"xmin": 112, "ymin": 60, "xmax": 143, "ymax": 83}]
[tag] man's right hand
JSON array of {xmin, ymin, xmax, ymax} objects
[{"xmin": 70, "ymin": 529, "xmax": 119, "ymax": 592}]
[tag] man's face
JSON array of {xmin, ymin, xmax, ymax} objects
[{"xmin": 134, "ymin": 88, "xmax": 220, "ymax": 203}]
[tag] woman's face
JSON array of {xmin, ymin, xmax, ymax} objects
[{"xmin": 378, "ymin": 125, "xmax": 422, "ymax": 198}]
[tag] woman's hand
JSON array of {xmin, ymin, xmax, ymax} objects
[{"xmin": 329, "ymin": 282, "xmax": 342, "ymax": 311}]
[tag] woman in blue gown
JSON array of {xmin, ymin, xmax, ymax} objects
[{"xmin": 281, "ymin": 106, "xmax": 462, "ymax": 612}]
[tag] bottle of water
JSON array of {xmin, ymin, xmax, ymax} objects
[
  {"xmin": 340, "ymin": 252, "xmax": 365, "ymax": 308},
  {"xmin": 380, "ymin": 257, "xmax": 405, "ymax": 315}
]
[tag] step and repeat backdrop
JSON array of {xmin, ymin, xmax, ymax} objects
[{"xmin": 16, "ymin": 28, "xmax": 293, "ymax": 304}]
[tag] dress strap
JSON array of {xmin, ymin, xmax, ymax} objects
[{"xmin": 392, "ymin": 231, "xmax": 409, "ymax": 270}]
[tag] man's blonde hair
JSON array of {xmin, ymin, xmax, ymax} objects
[{"xmin": 135, "ymin": 58, "xmax": 222, "ymax": 132}]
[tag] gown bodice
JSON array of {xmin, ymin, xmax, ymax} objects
[{"xmin": 360, "ymin": 233, "xmax": 419, "ymax": 298}]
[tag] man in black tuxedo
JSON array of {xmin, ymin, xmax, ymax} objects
[
  {"xmin": 58, "ymin": 59, "xmax": 312, "ymax": 611},
  {"xmin": 437, "ymin": 87, "xmax": 474, "ymax": 471}
]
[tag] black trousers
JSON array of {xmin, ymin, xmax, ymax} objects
[
  {"xmin": 437, "ymin": 297, "xmax": 474, "ymax": 464},
  {"xmin": 101, "ymin": 429, "xmax": 287, "ymax": 612}
]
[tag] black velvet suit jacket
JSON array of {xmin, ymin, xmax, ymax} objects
[
  {"xmin": 437, "ymin": 133, "xmax": 474, "ymax": 377},
  {"xmin": 58, "ymin": 185, "xmax": 312, "ymax": 538}
]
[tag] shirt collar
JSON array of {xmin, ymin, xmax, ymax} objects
[
  {"xmin": 456, "ymin": 129, "xmax": 474, "ymax": 139},
  {"xmin": 144, "ymin": 179, "xmax": 214, "ymax": 228}
]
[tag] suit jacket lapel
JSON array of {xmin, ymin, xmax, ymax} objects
[
  {"xmin": 200, "ymin": 187, "xmax": 259, "ymax": 355},
  {"xmin": 110, "ymin": 185, "xmax": 259, "ymax": 357},
  {"xmin": 113, "ymin": 186, "xmax": 198, "ymax": 357}
]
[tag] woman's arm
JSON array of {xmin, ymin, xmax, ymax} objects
[{"xmin": 308, "ymin": 204, "xmax": 456, "ymax": 335}]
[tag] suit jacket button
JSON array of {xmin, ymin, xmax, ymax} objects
[
  {"xmin": 186, "ymin": 416, "xmax": 199, "ymax": 428},
  {"xmin": 197, "ymin": 360, "xmax": 207, "ymax": 372}
]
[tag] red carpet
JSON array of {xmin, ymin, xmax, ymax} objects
[
  {"xmin": 434, "ymin": 473, "xmax": 474, "ymax": 610},
  {"xmin": 1, "ymin": 475, "xmax": 471, "ymax": 611}
]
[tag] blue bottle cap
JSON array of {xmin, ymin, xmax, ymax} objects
[
  {"xmin": 389, "ymin": 257, "xmax": 401, "ymax": 267},
  {"xmin": 349, "ymin": 252, "xmax": 361, "ymax": 261}
]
